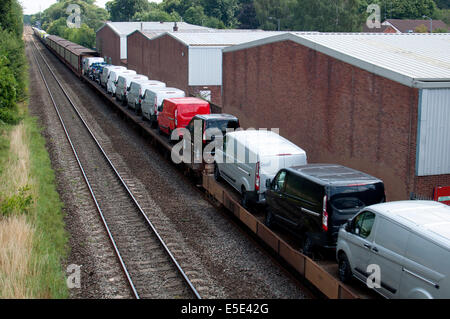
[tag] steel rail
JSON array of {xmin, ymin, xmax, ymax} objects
[{"xmin": 30, "ymin": 36, "xmax": 201, "ymax": 299}]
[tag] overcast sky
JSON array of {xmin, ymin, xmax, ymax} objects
[{"xmin": 21, "ymin": 0, "xmax": 162, "ymax": 15}]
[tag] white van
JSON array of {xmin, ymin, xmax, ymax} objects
[
  {"xmin": 337, "ymin": 200, "xmax": 450, "ymax": 299},
  {"xmin": 115, "ymin": 74, "xmax": 149, "ymax": 104},
  {"xmin": 106, "ymin": 69, "xmax": 136, "ymax": 96},
  {"xmin": 141, "ymin": 87, "xmax": 185, "ymax": 125},
  {"xmin": 82, "ymin": 57, "xmax": 104, "ymax": 75},
  {"xmin": 127, "ymin": 80, "xmax": 166, "ymax": 112},
  {"xmin": 100, "ymin": 65, "xmax": 126, "ymax": 88},
  {"xmin": 215, "ymin": 130, "xmax": 307, "ymax": 207}
]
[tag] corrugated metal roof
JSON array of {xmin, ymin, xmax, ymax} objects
[
  {"xmin": 166, "ymin": 31, "xmax": 286, "ymax": 46},
  {"xmin": 223, "ymin": 32, "xmax": 450, "ymax": 88},
  {"xmin": 98, "ymin": 21, "xmax": 212, "ymax": 36}
]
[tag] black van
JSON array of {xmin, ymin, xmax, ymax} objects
[
  {"xmin": 185, "ymin": 114, "xmax": 239, "ymax": 157},
  {"xmin": 264, "ymin": 164, "xmax": 385, "ymax": 254}
]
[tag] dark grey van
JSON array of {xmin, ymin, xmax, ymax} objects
[{"xmin": 264, "ymin": 164, "xmax": 385, "ymax": 254}]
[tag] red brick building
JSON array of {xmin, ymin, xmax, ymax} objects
[
  {"xmin": 126, "ymin": 31, "xmax": 281, "ymax": 106},
  {"xmin": 96, "ymin": 22, "xmax": 211, "ymax": 65},
  {"xmin": 222, "ymin": 33, "xmax": 450, "ymax": 201}
]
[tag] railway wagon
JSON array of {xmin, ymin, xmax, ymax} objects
[{"xmin": 44, "ymin": 34, "xmax": 97, "ymax": 77}]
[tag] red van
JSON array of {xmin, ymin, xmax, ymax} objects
[{"xmin": 157, "ymin": 97, "xmax": 210, "ymax": 138}]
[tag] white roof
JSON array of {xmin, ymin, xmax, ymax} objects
[
  {"xmin": 370, "ymin": 200, "xmax": 450, "ymax": 248},
  {"xmin": 162, "ymin": 31, "xmax": 286, "ymax": 47},
  {"xmin": 97, "ymin": 22, "xmax": 211, "ymax": 36},
  {"xmin": 144, "ymin": 87, "xmax": 184, "ymax": 93},
  {"xmin": 227, "ymin": 130, "xmax": 306, "ymax": 157},
  {"xmin": 223, "ymin": 32, "xmax": 450, "ymax": 88}
]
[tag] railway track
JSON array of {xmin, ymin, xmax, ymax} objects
[{"xmin": 29, "ymin": 35, "xmax": 201, "ymax": 299}]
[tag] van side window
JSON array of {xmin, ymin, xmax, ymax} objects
[
  {"xmin": 274, "ymin": 171, "xmax": 287, "ymax": 192},
  {"xmin": 285, "ymin": 174, "xmax": 301, "ymax": 197},
  {"xmin": 353, "ymin": 211, "xmax": 375, "ymax": 239}
]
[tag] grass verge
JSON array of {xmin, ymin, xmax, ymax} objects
[{"xmin": 0, "ymin": 102, "xmax": 69, "ymax": 298}]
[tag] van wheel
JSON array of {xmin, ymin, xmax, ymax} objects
[
  {"xmin": 338, "ymin": 252, "xmax": 352, "ymax": 283},
  {"xmin": 265, "ymin": 208, "xmax": 274, "ymax": 228},
  {"xmin": 241, "ymin": 187, "xmax": 249, "ymax": 209},
  {"xmin": 214, "ymin": 164, "xmax": 221, "ymax": 181},
  {"xmin": 302, "ymin": 235, "xmax": 314, "ymax": 257}
]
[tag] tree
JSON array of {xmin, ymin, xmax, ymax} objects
[
  {"xmin": 0, "ymin": 56, "xmax": 17, "ymax": 110},
  {"xmin": 64, "ymin": 23, "xmax": 96, "ymax": 48},
  {"xmin": 133, "ymin": 8, "xmax": 174, "ymax": 22},
  {"xmin": 414, "ymin": 23, "xmax": 429, "ymax": 32},
  {"xmin": 0, "ymin": 28, "xmax": 27, "ymax": 99},
  {"xmin": 106, "ymin": 0, "xmax": 149, "ymax": 21},
  {"xmin": 254, "ymin": 0, "xmax": 294, "ymax": 30},
  {"xmin": 374, "ymin": 0, "xmax": 437, "ymax": 20},
  {"xmin": 0, "ymin": 0, "xmax": 23, "ymax": 37},
  {"xmin": 200, "ymin": 0, "xmax": 239, "ymax": 27},
  {"xmin": 31, "ymin": 1, "xmax": 108, "ymax": 48},
  {"xmin": 435, "ymin": 0, "xmax": 449, "ymax": 9},
  {"xmin": 237, "ymin": 0, "xmax": 259, "ymax": 29},
  {"xmin": 183, "ymin": 5, "xmax": 207, "ymax": 25}
]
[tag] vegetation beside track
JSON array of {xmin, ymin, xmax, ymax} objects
[{"xmin": 0, "ymin": 0, "xmax": 69, "ymax": 298}]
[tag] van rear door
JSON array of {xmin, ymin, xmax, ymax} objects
[{"xmin": 328, "ymin": 182, "xmax": 385, "ymax": 235}]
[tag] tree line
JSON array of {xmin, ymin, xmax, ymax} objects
[
  {"xmin": 105, "ymin": 0, "xmax": 448, "ymax": 31},
  {"xmin": 28, "ymin": 0, "xmax": 449, "ymax": 50},
  {"xmin": 0, "ymin": 0, "xmax": 27, "ymax": 124}
]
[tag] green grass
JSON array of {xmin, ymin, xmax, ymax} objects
[
  {"xmin": 23, "ymin": 108, "xmax": 69, "ymax": 298},
  {"xmin": 0, "ymin": 103, "xmax": 69, "ymax": 298}
]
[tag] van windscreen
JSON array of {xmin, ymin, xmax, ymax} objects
[
  {"xmin": 329, "ymin": 182, "xmax": 385, "ymax": 210},
  {"xmin": 206, "ymin": 119, "xmax": 239, "ymax": 132}
]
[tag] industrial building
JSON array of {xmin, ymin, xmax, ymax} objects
[
  {"xmin": 222, "ymin": 32, "xmax": 450, "ymax": 200},
  {"xmin": 95, "ymin": 21, "xmax": 211, "ymax": 65},
  {"xmin": 126, "ymin": 31, "xmax": 282, "ymax": 106}
]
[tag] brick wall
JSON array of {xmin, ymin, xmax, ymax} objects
[
  {"xmin": 127, "ymin": 33, "xmax": 189, "ymax": 91},
  {"xmin": 96, "ymin": 26, "xmax": 121, "ymax": 65},
  {"xmin": 222, "ymin": 40, "xmax": 430, "ymax": 200}
]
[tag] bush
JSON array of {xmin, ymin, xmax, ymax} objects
[
  {"xmin": 0, "ymin": 56, "xmax": 17, "ymax": 110},
  {"xmin": 0, "ymin": 185, "xmax": 33, "ymax": 217},
  {"xmin": 0, "ymin": 107, "xmax": 21, "ymax": 125},
  {"xmin": 0, "ymin": 29, "xmax": 27, "ymax": 100}
]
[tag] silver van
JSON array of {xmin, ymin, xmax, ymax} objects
[
  {"xmin": 127, "ymin": 80, "xmax": 166, "ymax": 112},
  {"xmin": 337, "ymin": 200, "xmax": 450, "ymax": 299},
  {"xmin": 107, "ymin": 69, "xmax": 136, "ymax": 96},
  {"xmin": 82, "ymin": 57, "xmax": 104, "ymax": 75},
  {"xmin": 100, "ymin": 65, "xmax": 126, "ymax": 88},
  {"xmin": 115, "ymin": 74, "xmax": 148, "ymax": 104},
  {"xmin": 141, "ymin": 87, "xmax": 185, "ymax": 126},
  {"xmin": 215, "ymin": 130, "xmax": 307, "ymax": 207}
]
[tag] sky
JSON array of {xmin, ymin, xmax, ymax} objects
[{"xmin": 21, "ymin": 0, "xmax": 162, "ymax": 15}]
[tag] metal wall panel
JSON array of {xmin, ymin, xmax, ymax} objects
[
  {"xmin": 120, "ymin": 36, "xmax": 127, "ymax": 59},
  {"xmin": 188, "ymin": 47, "xmax": 223, "ymax": 86},
  {"xmin": 417, "ymin": 88, "xmax": 450, "ymax": 176}
]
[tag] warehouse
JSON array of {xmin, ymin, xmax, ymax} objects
[
  {"xmin": 96, "ymin": 21, "xmax": 211, "ymax": 65},
  {"xmin": 126, "ymin": 31, "xmax": 282, "ymax": 106},
  {"xmin": 222, "ymin": 32, "xmax": 450, "ymax": 200}
]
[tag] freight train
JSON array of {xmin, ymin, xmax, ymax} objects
[{"xmin": 31, "ymin": 27, "xmax": 450, "ymax": 299}]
